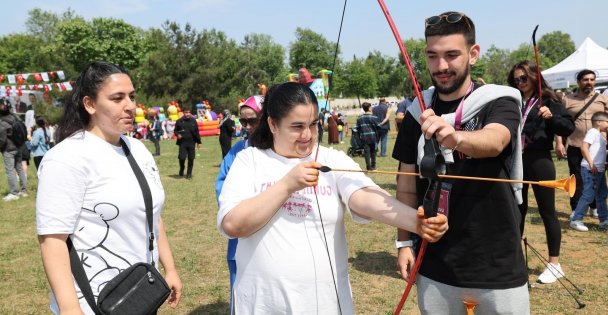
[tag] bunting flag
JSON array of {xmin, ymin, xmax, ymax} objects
[
  {"xmin": 0, "ymin": 80, "xmax": 73, "ymax": 97},
  {"xmin": 0, "ymin": 70, "xmax": 65, "ymax": 84}
]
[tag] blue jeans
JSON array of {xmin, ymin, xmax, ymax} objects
[
  {"xmin": 571, "ymin": 167, "xmax": 608, "ymax": 222},
  {"xmin": 377, "ymin": 129, "xmax": 389, "ymax": 156},
  {"xmin": 2, "ymin": 149, "xmax": 27, "ymax": 195}
]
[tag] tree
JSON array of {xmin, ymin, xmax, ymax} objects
[
  {"xmin": 538, "ymin": 31, "xmax": 575, "ymax": 67},
  {"xmin": 398, "ymin": 38, "xmax": 430, "ymax": 95},
  {"xmin": 236, "ymin": 33, "xmax": 286, "ymax": 95},
  {"xmin": 56, "ymin": 17, "xmax": 147, "ymax": 71},
  {"xmin": 289, "ymin": 28, "xmax": 337, "ymax": 73},
  {"xmin": 339, "ymin": 56, "xmax": 377, "ymax": 106},
  {"xmin": 364, "ymin": 51, "xmax": 402, "ymax": 97},
  {"xmin": 479, "ymin": 44, "xmax": 511, "ymax": 85}
]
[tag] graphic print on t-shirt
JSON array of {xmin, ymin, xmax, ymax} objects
[
  {"xmin": 282, "ymin": 193, "xmax": 314, "ymax": 218},
  {"xmin": 76, "ymin": 203, "xmax": 132, "ymax": 296}
]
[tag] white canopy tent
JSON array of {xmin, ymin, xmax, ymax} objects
[{"xmin": 542, "ymin": 37, "xmax": 608, "ymax": 89}]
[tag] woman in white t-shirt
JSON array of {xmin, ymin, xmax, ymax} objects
[
  {"xmin": 217, "ymin": 82, "xmax": 448, "ymax": 314},
  {"xmin": 36, "ymin": 61, "xmax": 182, "ymax": 314}
]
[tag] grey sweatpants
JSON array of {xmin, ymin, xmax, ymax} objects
[{"xmin": 417, "ymin": 275, "xmax": 530, "ymax": 315}]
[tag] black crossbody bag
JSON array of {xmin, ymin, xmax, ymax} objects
[{"xmin": 67, "ymin": 138, "xmax": 170, "ymax": 314}]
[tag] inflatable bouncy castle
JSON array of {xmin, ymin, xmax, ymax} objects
[
  {"xmin": 196, "ymin": 101, "xmax": 221, "ymax": 137},
  {"xmin": 288, "ymin": 68, "xmax": 333, "ymax": 112}
]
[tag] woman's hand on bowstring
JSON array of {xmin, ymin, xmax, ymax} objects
[
  {"xmin": 281, "ymin": 161, "xmax": 322, "ymax": 194},
  {"xmin": 415, "ymin": 207, "xmax": 448, "ymax": 243}
]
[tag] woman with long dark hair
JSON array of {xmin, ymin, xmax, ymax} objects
[
  {"xmin": 217, "ymin": 82, "xmax": 447, "ymax": 313},
  {"xmin": 30, "ymin": 116, "xmax": 50, "ymax": 169},
  {"xmin": 37, "ymin": 61, "xmax": 182, "ymax": 313},
  {"xmin": 507, "ymin": 61, "xmax": 574, "ymax": 284}
]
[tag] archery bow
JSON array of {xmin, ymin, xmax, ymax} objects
[
  {"xmin": 532, "ymin": 25, "xmax": 543, "ymax": 109},
  {"xmin": 376, "ymin": 1, "xmax": 443, "ymax": 314}
]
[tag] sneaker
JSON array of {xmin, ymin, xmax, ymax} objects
[
  {"xmin": 599, "ymin": 220, "xmax": 608, "ymax": 230},
  {"xmin": 2, "ymin": 194, "xmax": 19, "ymax": 201},
  {"xmin": 537, "ymin": 263, "xmax": 565, "ymax": 284},
  {"xmin": 590, "ymin": 208, "xmax": 598, "ymax": 218},
  {"xmin": 570, "ymin": 220, "xmax": 589, "ymax": 232},
  {"xmin": 19, "ymin": 191, "xmax": 29, "ymax": 198}
]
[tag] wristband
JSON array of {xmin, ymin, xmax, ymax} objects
[{"xmin": 395, "ymin": 240, "xmax": 413, "ymax": 249}]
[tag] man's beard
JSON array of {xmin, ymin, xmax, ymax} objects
[
  {"xmin": 431, "ymin": 65, "xmax": 470, "ymax": 95},
  {"xmin": 582, "ymin": 84, "xmax": 594, "ymax": 94}
]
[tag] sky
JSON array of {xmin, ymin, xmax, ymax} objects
[{"xmin": 3, "ymin": 0, "xmax": 607, "ymax": 61}]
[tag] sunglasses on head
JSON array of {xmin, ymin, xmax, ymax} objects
[
  {"xmin": 425, "ymin": 12, "xmax": 470, "ymax": 29},
  {"xmin": 513, "ymin": 75, "xmax": 528, "ymax": 85},
  {"xmin": 239, "ymin": 118, "xmax": 258, "ymax": 127}
]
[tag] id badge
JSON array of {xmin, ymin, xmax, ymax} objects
[{"xmin": 437, "ymin": 182, "xmax": 452, "ymax": 216}]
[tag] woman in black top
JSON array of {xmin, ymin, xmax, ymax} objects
[
  {"xmin": 508, "ymin": 61, "xmax": 574, "ymax": 284},
  {"xmin": 219, "ymin": 109, "xmax": 236, "ymax": 158}
]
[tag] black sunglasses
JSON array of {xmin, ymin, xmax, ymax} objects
[
  {"xmin": 239, "ymin": 118, "xmax": 258, "ymax": 127},
  {"xmin": 513, "ymin": 75, "xmax": 528, "ymax": 85},
  {"xmin": 425, "ymin": 13, "xmax": 471, "ymax": 29}
]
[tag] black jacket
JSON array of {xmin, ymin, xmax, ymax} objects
[
  {"xmin": 522, "ymin": 98, "xmax": 574, "ymax": 151},
  {"xmin": 0, "ymin": 114, "xmax": 18, "ymax": 152},
  {"xmin": 175, "ymin": 117, "xmax": 201, "ymax": 145}
]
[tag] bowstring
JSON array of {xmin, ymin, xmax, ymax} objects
[{"xmin": 312, "ymin": 0, "xmax": 348, "ymax": 314}]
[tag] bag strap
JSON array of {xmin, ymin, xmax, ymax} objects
[
  {"xmin": 67, "ymin": 136, "xmax": 155, "ymax": 313},
  {"xmin": 67, "ymin": 238, "xmax": 102, "ymax": 315},
  {"xmin": 573, "ymin": 93, "xmax": 599, "ymax": 121},
  {"xmin": 119, "ymin": 137, "xmax": 156, "ymax": 261}
]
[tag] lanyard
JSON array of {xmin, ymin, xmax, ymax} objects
[
  {"xmin": 521, "ymin": 95, "xmax": 539, "ymax": 124},
  {"xmin": 430, "ymin": 81, "xmax": 475, "ymax": 131}
]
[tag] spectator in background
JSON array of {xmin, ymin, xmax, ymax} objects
[
  {"xmin": 569, "ymin": 111, "xmax": 608, "ymax": 232},
  {"xmin": 175, "ymin": 107, "xmax": 201, "ymax": 179},
  {"xmin": 318, "ymin": 109, "xmax": 325, "ymax": 143},
  {"xmin": 337, "ymin": 113, "xmax": 346, "ymax": 144},
  {"xmin": 372, "ymin": 97, "xmax": 390, "ymax": 157},
  {"xmin": 396, "ymin": 84, "xmax": 424, "ymax": 131},
  {"xmin": 25, "ymin": 93, "xmax": 37, "ymax": 131},
  {"xmin": 327, "ymin": 110, "xmax": 339, "ymax": 145},
  {"xmin": 556, "ymin": 69, "xmax": 608, "ymax": 215},
  {"xmin": 507, "ymin": 61, "xmax": 574, "ymax": 284},
  {"xmin": 356, "ymin": 102, "xmax": 379, "ymax": 171},
  {"xmin": 219, "ymin": 109, "xmax": 236, "ymax": 159},
  {"xmin": 147, "ymin": 109, "xmax": 162, "ymax": 156},
  {"xmin": 0, "ymin": 99, "xmax": 28, "ymax": 201},
  {"xmin": 30, "ymin": 116, "xmax": 51, "ymax": 170}
]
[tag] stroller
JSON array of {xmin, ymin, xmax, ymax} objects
[{"xmin": 347, "ymin": 126, "xmax": 365, "ymax": 157}]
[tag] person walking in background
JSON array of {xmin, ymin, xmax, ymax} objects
[
  {"xmin": 0, "ymin": 99, "xmax": 28, "ymax": 201},
  {"xmin": 327, "ymin": 110, "xmax": 339, "ymax": 145},
  {"xmin": 147, "ymin": 109, "xmax": 163, "ymax": 156},
  {"xmin": 219, "ymin": 109, "xmax": 235, "ymax": 159},
  {"xmin": 175, "ymin": 107, "xmax": 201, "ymax": 179},
  {"xmin": 508, "ymin": 61, "xmax": 574, "ymax": 284},
  {"xmin": 215, "ymin": 94, "xmax": 263, "ymax": 315},
  {"xmin": 396, "ymin": 84, "xmax": 423, "ymax": 131},
  {"xmin": 337, "ymin": 113, "xmax": 345, "ymax": 143},
  {"xmin": 393, "ymin": 12, "xmax": 529, "ymax": 313},
  {"xmin": 569, "ymin": 111, "xmax": 608, "ymax": 232},
  {"xmin": 36, "ymin": 61, "xmax": 182, "ymax": 313},
  {"xmin": 356, "ymin": 102, "xmax": 379, "ymax": 171},
  {"xmin": 217, "ymin": 82, "xmax": 447, "ymax": 314},
  {"xmin": 30, "ymin": 116, "xmax": 51, "ymax": 170},
  {"xmin": 372, "ymin": 97, "xmax": 390, "ymax": 156},
  {"xmin": 318, "ymin": 108, "xmax": 325, "ymax": 143},
  {"xmin": 556, "ymin": 70, "xmax": 608, "ymax": 216}
]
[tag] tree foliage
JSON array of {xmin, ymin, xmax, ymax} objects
[
  {"xmin": 339, "ymin": 56, "xmax": 377, "ymax": 105},
  {"xmin": 538, "ymin": 31, "xmax": 575, "ymax": 67},
  {"xmin": 289, "ymin": 28, "xmax": 337, "ymax": 73}
]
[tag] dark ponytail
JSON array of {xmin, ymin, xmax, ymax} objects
[
  {"xmin": 249, "ymin": 82, "xmax": 318, "ymax": 149},
  {"xmin": 56, "ymin": 61, "xmax": 130, "ymax": 143}
]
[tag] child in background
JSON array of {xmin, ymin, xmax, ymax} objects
[{"xmin": 570, "ymin": 111, "xmax": 608, "ymax": 231}]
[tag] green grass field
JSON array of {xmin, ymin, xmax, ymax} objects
[{"xmin": 1, "ymin": 130, "xmax": 607, "ymax": 314}]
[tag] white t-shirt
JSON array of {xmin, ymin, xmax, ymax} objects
[
  {"xmin": 218, "ymin": 146, "xmax": 377, "ymax": 315},
  {"xmin": 36, "ymin": 131, "xmax": 165, "ymax": 314},
  {"xmin": 581, "ymin": 127, "xmax": 606, "ymax": 172},
  {"xmin": 24, "ymin": 108, "xmax": 35, "ymax": 130}
]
